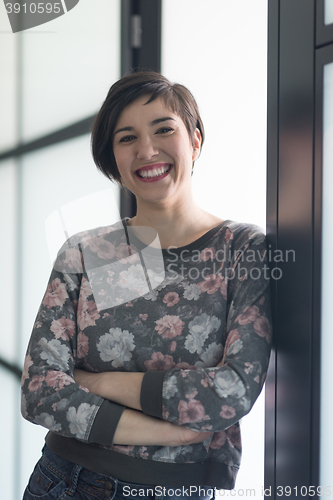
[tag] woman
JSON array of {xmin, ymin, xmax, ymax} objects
[{"xmin": 21, "ymin": 71, "xmax": 272, "ymax": 499}]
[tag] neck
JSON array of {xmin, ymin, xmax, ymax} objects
[{"xmin": 127, "ymin": 196, "xmax": 217, "ymax": 249}]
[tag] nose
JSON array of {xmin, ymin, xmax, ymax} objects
[{"xmin": 136, "ymin": 135, "xmax": 159, "ymax": 160}]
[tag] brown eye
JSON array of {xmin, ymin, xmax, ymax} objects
[
  {"xmin": 156, "ymin": 127, "xmax": 173, "ymax": 134},
  {"xmin": 119, "ymin": 135, "xmax": 136, "ymax": 143}
]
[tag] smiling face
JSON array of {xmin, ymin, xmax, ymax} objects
[{"xmin": 112, "ymin": 95, "xmax": 201, "ymax": 205}]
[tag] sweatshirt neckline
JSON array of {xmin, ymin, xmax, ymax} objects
[{"xmin": 122, "ymin": 218, "xmax": 232, "ymax": 256}]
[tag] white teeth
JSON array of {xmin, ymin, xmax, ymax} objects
[{"xmin": 137, "ymin": 165, "xmax": 171, "ymax": 178}]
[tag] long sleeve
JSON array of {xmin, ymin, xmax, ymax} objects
[
  {"xmin": 140, "ymin": 227, "xmax": 272, "ymax": 432},
  {"xmin": 21, "ymin": 241, "xmax": 125, "ymax": 445}
]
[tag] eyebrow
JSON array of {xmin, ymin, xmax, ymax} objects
[{"xmin": 113, "ymin": 117, "xmax": 176, "ymax": 136}]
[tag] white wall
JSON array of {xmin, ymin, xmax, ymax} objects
[
  {"xmin": 320, "ymin": 60, "xmax": 333, "ymax": 490},
  {"xmin": 162, "ymin": 1, "xmax": 268, "ymax": 497}
]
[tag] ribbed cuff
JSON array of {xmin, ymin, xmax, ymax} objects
[
  {"xmin": 88, "ymin": 400, "xmax": 126, "ymax": 446},
  {"xmin": 140, "ymin": 370, "xmax": 166, "ymax": 419}
]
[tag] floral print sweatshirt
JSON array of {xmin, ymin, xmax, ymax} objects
[{"xmin": 21, "ymin": 218, "xmax": 272, "ymax": 490}]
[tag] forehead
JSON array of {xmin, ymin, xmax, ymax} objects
[{"xmin": 115, "ymin": 95, "xmax": 180, "ymax": 126}]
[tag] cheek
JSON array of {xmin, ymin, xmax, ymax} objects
[{"xmin": 113, "ymin": 149, "xmax": 128, "ymax": 173}]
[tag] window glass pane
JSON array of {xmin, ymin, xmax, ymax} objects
[
  {"xmin": 0, "ymin": 160, "xmax": 18, "ymax": 362},
  {"xmin": 19, "ymin": 135, "xmax": 120, "ymax": 361},
  {"xmin": 325, "ymin": 0, "xmax": 333, "ymax": 25},
  {"xmin": 162, "ymin": 0, "xmax": 267, "ymax": 230},
  {"xmin": 162, "ymin": 2, "xmax": 267, "ymax": 496},
  {"xmin": 21, "ymin": 0, "xmax": 120, "ymax": 142},
  {"xmin": 0, "ymin": 4, "xmax": 18, "ymax": 151},
  {"xmin": 320, "ymin": 61, "xmax": 333, "ymax": 488}
]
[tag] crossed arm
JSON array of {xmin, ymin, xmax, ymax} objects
[{"xmin": 73, "ymin": 369, "xmax": 212, "ymax": 447}]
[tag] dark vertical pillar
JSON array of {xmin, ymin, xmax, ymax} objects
[
  {"xmin": 277, "ymin": 0, "xmax": 315, "ymax": 488},
  {"xmin": 120, "ymin": 0, "xmax": 162, "ymax": 219},
  {"xmin": 266, "ymin": 0, "xmax": 320, "ymax": 496},
  {"xmin": 265, "ymin": 0, "xmax": 279, "ymax": 494}
]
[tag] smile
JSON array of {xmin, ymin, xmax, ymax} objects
[{"xmin": 135, "ymin": 164, "xmax": 172, "ymax": 182}]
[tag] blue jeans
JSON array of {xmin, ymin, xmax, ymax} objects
[{"xmin": 23, "ymin": 446, "xmax": 215, "ymax": 500}]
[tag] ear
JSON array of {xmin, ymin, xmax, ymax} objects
[{"xmin": 192, "ymin": 128, "xmax": 202, "ymax": 161}]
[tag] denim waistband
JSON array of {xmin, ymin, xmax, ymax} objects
[{"xmin": 41, "ymin": 445, "xmax": 214, "ymax": 500}]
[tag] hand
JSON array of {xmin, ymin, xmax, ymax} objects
[
  {"xmin": 73, "ymin": 368, "xmax": 102, "ymax": 394},
  {"xmin": 112, "ymin": 408, "xmax": 212, "ymax": 447},
  {"xmin": 176, "ymin": 426, "xmax": 212, "ymax": 446}
]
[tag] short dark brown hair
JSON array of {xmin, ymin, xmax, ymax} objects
[{"xmin": 91, "ymin": 71, "xmax": 205, "ymax": 187}]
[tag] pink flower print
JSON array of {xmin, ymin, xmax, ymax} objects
[
  {"xmin": 178, "ymin": 399, "xmax": 210, "ymax": 425},
  {"xmin": 200, "ymin": 247, "xmax": 216, "ymax": 261},
  {"xmin": 98, "ymin": 227, "xmax": 117, "ymax": 236},
  {"xmin": 43, "ymin": 278, "xmax": 68, "ymax": 308},
  {"xmin": 116, "ymin": 243, "xmax": 140, "ymax": 264},
  {"xmin": 224, "ymin": 329, "xmax": 240, "ymax": 352},
  {"xmin": 258, "ymin": 295, "xmax": 265, "ymax": 306},
  {"xmin": 155, "ymin": 315, "xmax": 184, "ymax": 339},
  {"xmin": 139, "ymin": 314, "xmax": 148, "ymax": 321},
  {"xmin": 220, "ymin": 405, "xmax": 236, "ymax": 419},
  {"xmin": 76, "ymin": 229, "xmax": 92, "ymax": 241},
  {"xmin": 50, "ymin": 317, "xmax": 75, "ymax": 341},
  {"xmin": 21, "ymin": 355, "xmax": 33, "ymax": 384},
  {"xmin": 224, "ymin": 228, "xmax": 234, "ymax": 243},
  {"xmin": 244, "ymin": 362, "xmax": 254, "ymax": 374},
  {"xmin": 254, "ymin": 375, "xmax": 260, "ymax": 383},
  {"xmin": 112, "ymin": 445, "xmax": 134, "ymax": 455},
  {"xmin": 235, "ymin": 305, "xmax": 260, "ymax": 325},
  {"xmin": 163, "ymin": 292, "xmax": 180, "ymax": 307},
  {"xmin": 253, "ymin": 315, "xmax": 272, "ymax": 343},
  {"xmin": 169, "ymin": 341, "xmax": 177, "ymax": 352},
  {"xmin": 144, "ymin": 352, "xmax": 175, "ymax": 371},
  {"xmin": 28, "ymin": 375, "xmax": 45, "ymax": 392},
  {"xmin": 79, "ymin": 385, "xmax": 90, "ymax": 393},
  {"xmin": 221, "ymin": 329, "xmax": 241, "ymax": 365},
  {"xmin": 80, "ymin": 277, "xmax": 93, "ymax": 300},
  {"xmin": 126, "ymin": 302, "xmax": 133, "ymax": 307},
  {"xmin": 45, "ymin": 371, "xmax": 73, "ymax": 389},
  {"xmin": 201, "ymin": 379, "xmax": 209, "ymax": 387},
  {"xmin": 64, "ymin": 248, "xmax": 82, "ymax": 272},
  {"xmin": 162, "ymin": 406, "xmax": 170, "ymax": 420},
  {"xmin": 107, "ymin": 271, "xmax": 115, "ymax": 285},
  {"xmin": 200, "ymin": 424, "xmax": 213, "ymax": 432},
  {"xmin": 197, "ymin": 274, "xmax": 223, "ymax": 295},
  {"xmin": 77, "ymin": 331, "xmax": 89, "ymax": 359},
  {"xmin": 210, "ymin": 431, "xmax": 227, "ymax": 449},
  {"xmin": 88, "ymin": 237, "xmax": 116, "ymax": 260},
  {"xmin": 77, "ymin": 297, "xmax": 100, "ymax": 330},
  {"xmin": 226, "ymin": 425, "xmax": 241, "ymax": 449},
  {"xmin": 220, "ymin": 277, "xmax": 228, "ymax": 300},
  {"xmin": 34, "ymin": 321, "xmax": 42, "ymax": 328}
]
